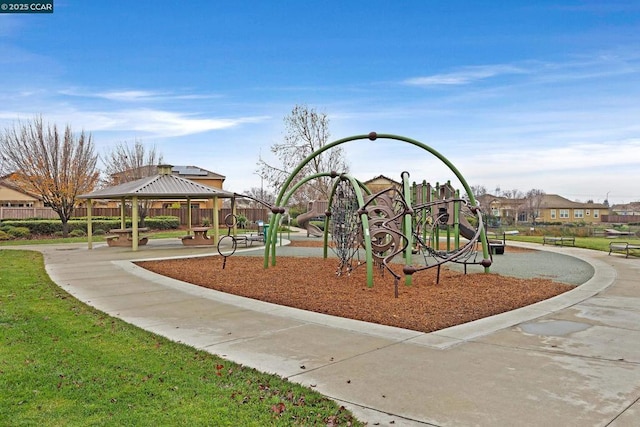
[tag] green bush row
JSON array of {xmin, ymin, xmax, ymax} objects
[
  {"xmin": 0, "ymin": 226, "xmax": 32, "ymax": 240},
  {"xmin": 0, "ymin": 216, "xmax": 179, "ymax": 235}
]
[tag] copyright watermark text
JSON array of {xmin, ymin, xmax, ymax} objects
[{"xmin": 1, "ymin": 1, "xmax": 53, "ymax": 13}]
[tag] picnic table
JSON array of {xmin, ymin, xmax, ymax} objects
[
  {"xmin": 106, "ymin": 227, "xmax": 149, "ymax": 247},
  {"xmin": 181, "ymin": 226, "xmax": 215, "ymax": 246}
]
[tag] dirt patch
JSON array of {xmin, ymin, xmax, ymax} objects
[{"xmin": 136, "ymin": 253, "xmax": 571, "ymax": 333}]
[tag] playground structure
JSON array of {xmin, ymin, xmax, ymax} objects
[
  {"xmin": 296, "ymin": 200, "xmax": 327, "ymax": 237},
  {"xmin": 263, "ymin": 133, "xmax": 492, "ymax": 289}
]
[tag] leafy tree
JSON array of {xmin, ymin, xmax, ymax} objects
[
  {"xmin": 257, "ymin": 105, "xmax": 349, "ymax": 206},
  {"xmin": 101, "ymin": 140, "xmax": 163, "ymax": 226},
  {"xmin": 0, "ymin": 116, "xmax": 99, "ymax": 236}
]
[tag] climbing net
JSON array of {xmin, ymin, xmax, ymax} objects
[{"xmin": 329, "ymin": 180, "xmax": 362, "ymax": 276}]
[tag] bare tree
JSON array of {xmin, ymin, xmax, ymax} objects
[
  {"xmin": 101, "ymin": 140, "xmax": 163, "ymax": 226},
  {"xmin": 1, "ymin": 116, "xmax": 99, "ymax": 236},
  {"xmin": 243, "ymin": 186, "xmax": 275, "ymax": 207},
  {"xmin": 502, "ymin": 188, "xmax": 523, "ymax": 199},
  {"xmin": 257, "ymin": 105, "xmax": 349, "ymax": 206},
  {"xmin": 523, "ymin": 189, "xmax": 545, "ymax": 223}
]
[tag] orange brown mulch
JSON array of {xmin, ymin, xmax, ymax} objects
[{"xmin": 136, "ymin": 249, "xmax": 571, "ymax": 333}]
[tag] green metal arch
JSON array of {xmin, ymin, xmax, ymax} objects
[{"xmin": 265, "ymin": 133, "xmax": 490, "ymax": 277}]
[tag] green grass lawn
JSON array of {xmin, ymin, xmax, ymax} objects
[
  {"xmin": 507, "ymin": 235, "xmax": 640, "ymax": 254},
  {"xmin": 0, "ymin": 249, "xmax": 362, "ymax": 426}
]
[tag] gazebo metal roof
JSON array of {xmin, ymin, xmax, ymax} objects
[{"xmin": 78, "ymin": 173, "xmax": 235, "ymax": 200}]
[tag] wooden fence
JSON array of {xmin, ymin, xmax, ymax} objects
[
  {"xmin": 0, "ymin": 207, "xmax": 270, "ymax": 227},
  {"xmin": 601, "ymin": 215, "xmax": 640, "ymax": 224}
]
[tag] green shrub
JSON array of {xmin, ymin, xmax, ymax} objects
[
  {"xmin": 7, "ymin": 226, "xmax": 31, "ymax": 239},
  {"xmin": 0, "ymin": 230, "xmax": 10, "ymax": 240},
  {"xmin": 0, "ymin": 216, "xmax": 180, "ymax": 236},
  {"xmin": 69, "ymin": 229, "xmax": 86, "ymax": 237},
  {"xmin": 145, "ymin": 216, "xmax": 180, "ymax": 230}
]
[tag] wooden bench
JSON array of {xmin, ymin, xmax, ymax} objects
[
  {"xmin": 543, "ymin": 236, "xmax": 575, "ymax": 247},
  {"xmin": 608, "ymin": 241, "xmax": 640, "ymax": 258}
]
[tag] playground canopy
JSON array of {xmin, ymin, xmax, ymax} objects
[{"xmin": 77, "ymin": 164, "xmax": 235, "ymax": 250}]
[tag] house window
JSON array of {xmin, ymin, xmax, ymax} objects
[
  {"xmin": 594, "ymin": 209, "xmax": 599, "ymax": 218},
  {"xmin": 559, "ymin": 209, "xmax": 570, "ymax": 219},
  {"xmin": 550, "ymin": 209, "xmax": 556, "ymax": 219},
  {"xmin": 586, "ymin": 209, "xmax": 590, "ymax": 216},
  {"xmin": 574, "ymin": 209, "xmax": 584, "ymax": 219}
]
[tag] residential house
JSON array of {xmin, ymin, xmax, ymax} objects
[
  {"xmin": 363, "ymin": 175, "xmax": 401, "ymax": 195},
  {"xmin": 607, "ymin": 202, "xmax": 640, "ymax": 223},
  {"xmin": 0, "ymin": 175, "xmax": 44, "ymax": 207},
  {"xmin": 611, "ymin": 202, "xmax": 640, "ymax": 216},
  {"xmin": 477, "ymin": 193, "xmax": 609, "ymax": 224}
]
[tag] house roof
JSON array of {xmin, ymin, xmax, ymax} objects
[
  {"xmin": 363, "ymin": 175, "xmax": 401, "ymax": 185},
  {"xmin": 478, "ymin": 193, "xmax": 608, "ymax": 209},
  {"xmin": 78, "ymin": 173, "xmax": 234, "ymax": 200},
  {"xmin": 113, "ymin": 165, "xmax": 225, "ymax": 180},
  {"xmin": 0, "ymin": 175, "xmax": 43, "ymax": 200},
  {"xmin": 539, "ymin": 194, "xmax": 608, "ymax": 209},
  {"xmin": 611, "ymin": 202, "xmax": 640, "ymax": 212}
]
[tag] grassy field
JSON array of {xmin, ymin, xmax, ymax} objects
[
  {"xmin": 0, "ymin": 249, "xmax": 362, "ymax": 426},
  {"xmin": 506, "ymin": 234, "xmax": 640, "ymax": 254}
]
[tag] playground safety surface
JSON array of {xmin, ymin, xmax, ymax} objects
[{"xmin": 136, "ymin": 246, "xmax": 573, "ymax": 334}]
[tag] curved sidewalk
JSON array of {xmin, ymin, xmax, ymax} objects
[{"xmin": 11, "ymin": 240, "xmax": 640, "ymax": 426}]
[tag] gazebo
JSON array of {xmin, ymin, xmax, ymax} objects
[{"xmin": 78, "ymin": 164, "xmax": 236, "ymax": 250}]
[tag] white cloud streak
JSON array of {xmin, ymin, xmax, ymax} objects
[{"xmin": 404, "ymin": 64, "xmax": 526, "ymax": 87}]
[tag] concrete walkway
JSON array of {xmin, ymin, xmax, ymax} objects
[{"xmin": 7, "ymin": 238, "xmax": 640, "ymax": 426}]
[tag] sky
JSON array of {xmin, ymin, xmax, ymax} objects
[{"xmin": 1, "ymin": 0, "xmax": 639, "ymax": 205}]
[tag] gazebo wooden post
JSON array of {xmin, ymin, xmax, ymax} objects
[
  {"xmin": 187, "ymin": 197, "xmax": 192, "ymax": 233},
  {"xmin": 231, "ymin": 197, "xmax": 237, "ymax": 235},
  {"xmin": 132, "ymin": 196, "xmax": 139, "ymax": 251},
  {"xmin": 87, "ymin": 198, "xmax": 93, "ymax": 250},
  {"xmin": 120, "ymin": 197, "xmax": 126, "ymax": 229},
  {"xmin": 212, "ymin": 196, "xmax": 219, "ymax": 243}
]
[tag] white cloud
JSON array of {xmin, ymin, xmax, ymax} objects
[
  {"xmin": 404, "ymin": 64, "xmax": 526, "ymax": 87},
  {"xmin": 81, "ymin": 109, "xmax": 269, "ymax": 137},
  {"xmin": 58, "ymin": 88, "xmax": 223, "ymax": 102},
  {"xmin": 0, "ymin": 107, "xmax": 270, "ymax": 138}
]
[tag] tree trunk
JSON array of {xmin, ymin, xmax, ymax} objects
[{"xmin": 61, "ymin": 219, "xmax": 70, "ymax": 237}]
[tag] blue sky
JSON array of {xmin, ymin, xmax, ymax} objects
[{"xmin": 1, "ymin": 1, "xmax": 639, "ymax": 204}]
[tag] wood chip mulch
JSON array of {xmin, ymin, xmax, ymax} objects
[{"xmin": 136, "ymin": 244, "xmax": 571, "ymax": 333}]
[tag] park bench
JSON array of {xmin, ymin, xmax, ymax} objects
[
  {"xmin": 543, "ymin": 236, "xmax": 575, "ymax": 247},
  {"xmin": 608, "ymin": 241, "xmax": 640, "ymax": 258},
  {"xmin": 485, "ymin": 231, "xmax": 505, "ymax": 255},
  {"xmin": 237, "ymin": 233, "xmax": 264, "ymax": 246}
]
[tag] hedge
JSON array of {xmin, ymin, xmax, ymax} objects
[{"xmin": 0, "ymin": 216, "xmax": 179, "ymax": 235}]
